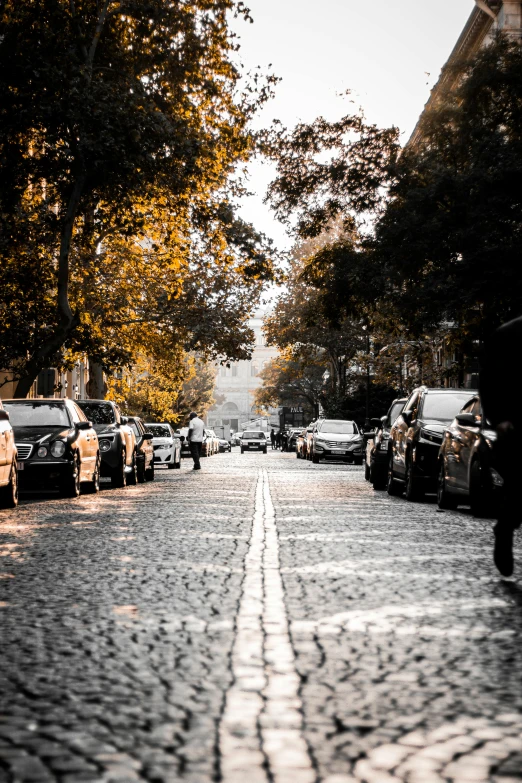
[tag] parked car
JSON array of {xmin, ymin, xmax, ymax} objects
[
  {"xmin": 4, "ymin": 398, "xmax": 99, "ymax": 497},
  {"xmin": 204, "ymin": 429, "xmax": 220, "ymax": 456},
  {"xmin": 295, "ymin": 429, "xmax": 307, "ymax": 459},
  {"xmin": 286, "ymin": 428, "xmax": 301, "ymax": 452},
  {"xmin": 0, "ymin": 399, "xmax": 18, "ymax": 508},
  {"xmin": 240, "ymin": 430, "xmax": 268, "ymax": 454},
  {"xmin": 77, "ymin": 400, "xmax": 136, "ymax": 488},
  {"xmin": 145, "ymin": 422, "xmax": 181, "ymax": 472},
  {"xmin": 311, "ymin": 419, "xmax": 363, "ymax": 464},
  {"xmin": 218, "ymin": 437, "xmax": 232, "ymax": 453},
  {"xmin": 305, "ymin": 421, "xmax": 320, "ymax": 460},
  {"xmin": 231, "ymin": 431, "xmax": 242, "ymax": 447},
  {"xmin": 437, "ymin": 394, "xmax": 503, "ymax": 515},
  {"xmin": 387, "ymin": 387, "xmax": 477, "ymax": 501},
  {"xmin": 126, "ymin": 417, "xmax": 155, "ymax": 481},
  {"xmin": 364, "ymin": 398, "xmax": 407, "ymax": 490}
]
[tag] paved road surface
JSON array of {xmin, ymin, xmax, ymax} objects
[{"xmin": 1, "ymin": 449, "xmax": 522, "ymax": 783}]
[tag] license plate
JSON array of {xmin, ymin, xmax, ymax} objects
[
  {"xmin": 17, "ymin": 462, "xmax": 24, "ymax": 470},
  {"xmin": 332, "ymin": 449, "xmax": 347, "ymax": 455}
]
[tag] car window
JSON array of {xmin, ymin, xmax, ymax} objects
[
  {"xmin": 387, "ymin": 401, "xmax": 405, "ymax": 427},
  {"xmin": 422, "ymin": 392, "xmax": 474, "ymax": 422},
  {"xmin": 243, "ymin": 431, "xmax": 265, "ymax": 439},
  {"xmin": 318, "ymin": 420, "xmax": 357, "ymax": 434},
  {"xmin": 129, "ymin": 421, "xmax": 141, "ymax": 438},
  {"xmin": 3, "ymin": 402, "xmax": 71, "ymax": 427},
  {"xmin": 146, "ymin": 424, "xmax": 172, "ymax": 438},
  {"xmin": 72, "ymin": 403, "xmax": 89, "ymax": 423},
  {"xmin": 77, "ymin": 402, "xmax": 116, "ymax": 425}
]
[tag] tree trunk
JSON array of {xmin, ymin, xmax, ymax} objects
[{"xmin": 86, "ymin": 361, "xmax": 106, "ymax": 399}]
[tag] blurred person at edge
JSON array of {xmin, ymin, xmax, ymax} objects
[
  {"xmin": 270, "ymin": 428, "xmax": 276, "ymax": 449},
  {"xmin": 480, "ymin": 315, "xmax": 522, "ymax": 577},
  {"xmin": 187, "ymin": 412, "xmax": 205, "ymax": 471}
]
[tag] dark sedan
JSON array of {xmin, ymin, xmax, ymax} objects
[
  {"xmin": 365, "ymin": 398, "xmax": 407, "ymax": 490},
  {"xmin": 77, "ymin": 400, "xmax": 135, "ymax": 487},
  {"xmin": 4, "ymin": 399, "xmax": 99, "ymax": 497},
  {"xmin": 438, "ymin": 395, "xmax": 503, "ymax": 515},
  {"xmin": 387, "ymin": 387, "xmax": 476, "ymax": 501}
]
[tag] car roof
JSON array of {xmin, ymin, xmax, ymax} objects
[{"xmin": 3, "ymin": 397, "xmax": 68, "ymax": 403}]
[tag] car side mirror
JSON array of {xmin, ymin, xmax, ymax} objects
[
  {"xmin": 120, "ymin": 416, "xmax": 128, "ymax": 425},
  {"xmin": 76, "ymin": 421, "xmax": 91, "ymax": 431},
  {"xmin": 402, "ymin": 411, "xmax": 412, "ymax": 426},
  {"xmin": 363, "ymin": 430, "xmax": 376, "ymax": 441},
  {"xmin": 179, "ymin": 435, "xmax": 185, "ymax": 442},
  {"xmin": 0, "ymin": 409, "xmax": 9, "ymax": 421},
  {"xmin": 455, "ymin": 413, "xmax": 477, "ymax": 426},
  {"xmin": 143, "ymin": 433, "xmax": 153, "ymax": 441}
]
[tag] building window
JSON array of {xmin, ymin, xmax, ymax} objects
[
  {"xmin": 251, "ymin": 363, "xmax": 259, "ymax": 377},
  {"xmin": 232, "ymin": 365, "xmax": 238, "ymax": 377}
]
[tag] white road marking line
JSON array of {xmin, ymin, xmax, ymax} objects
[{"xmin": 219, "ymin": 469, "xmax": 315, "ymax": 783}]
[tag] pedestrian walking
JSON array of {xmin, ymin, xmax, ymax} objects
[
  {"xmin": 275, "ymin": 431, "xmax": 281, "ymax": 450},
  {"xmin": 479, "ymin": 315, "xmax": 522, "ymax": 576},
  {"xmin": 187, "ymin": 411, "xmax": 205, "ymax": 471},
  {"xmin": 270, "ymin": 428, "xmax": 276, "ymax": 450}
]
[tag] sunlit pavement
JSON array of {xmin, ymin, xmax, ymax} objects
[{"xmin": 1, "ymin": 449, "xmax": 522, "ymax": 783}]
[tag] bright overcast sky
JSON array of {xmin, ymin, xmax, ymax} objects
[{"xmin": 232, "ymin": 0, "xmax": 475, "ymax": 250}]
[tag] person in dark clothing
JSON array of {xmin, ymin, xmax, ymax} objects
[
  {"xmin": 275, "ymin": 431, "xmax": 281, "ymax": 450},
  {"xmin": 270, "ymin": 428, "xmax": 276, "ymax": 450},
  {"xmin": 479, "ymin": 315, "xmax": 522, "ymax": 576}
]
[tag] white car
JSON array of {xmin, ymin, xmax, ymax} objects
[
  {"xmin": 145, "ymin": 423, "xmax": 181, "ymax": 469},
  {"xmin": 240, "ymin": 430, "xmax": 268, "ymax": 454}
]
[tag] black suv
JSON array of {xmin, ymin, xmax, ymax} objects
[
  {"xmin": 365, "ymin": 398, "xmax": 407, "ymax": 490},
  {"xmin": 387, "ymin": 387, "xmax": 476, "ymax": 501}
]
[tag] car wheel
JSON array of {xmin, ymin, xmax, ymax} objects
[
  {"xmin": 111, "ymin": 450, "xmax": 127, "ymax": 488},
  {"xmin": 364, "ymin": 461, "xmax": 371, "ymax": 481},
  {"xmin": 312, "ymin": 454, "xmax": 320, "ymax": 464},
  {"xmin": 405, "ymin": 455, "xmax": 425, "ymax": 502},
  {"xmin": 354, "ymin": 457, "xmax": 363, "ymax": 466},
  {"xmin": 145, "ymin": 459, "xmax": 155, "ymax": 482},
  {"xmin": 60, "ymin": 454, "xmax": 81, "ymax": 498},
  {"xmin": 386, "ymin": 454, "xmax": 402, "ymax": 496},
  {"xmin": 168, "ymin": 461, "xmax": 176, "ymax": 469},
  {"xmin": 127, "ymin": 452, "xmax": 138, "ymax": 486},
  {"xmin": 137, "ymin": 457, "xmax": 146, "ymax": 484},
  {"xmin": 0, "ymin": 463, "xmax": 18, "ymax": 509},
  {"xmin": 263, "ymin": 448, "xmax": 267, "ymax": 454},
  {"xmin": 469, "ymin": 459, "xmax": 494, "ymax": 518},
  {"xmin": 437, "ymin": 461, "xmax": 458, "ymax": 510},
  {"xmin": 83, "ymin": 455, "xmax": 100, "ymax": 495}
]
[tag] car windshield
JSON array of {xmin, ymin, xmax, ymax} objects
[
  {"xmin": 422, "ymin": 393, "xmax": 473, "ymax": 421},
  {"xmin": 129, "ymin": 422, "xmax": 141, "ymax": 437},
  {"xmin": 4, "ymin": 402, "xmax": 70, "ymax": 427},
  {"xmin": 243, "ymin": 431, "xmax": 264, "ymax": 439},
  {"xmin": 319, "ymin": 420, "xmax": 357, "ymax": 434},
  {"xmin": 387, "ymin": 402, "xmax": 405, "ymax": 427},
  {"xmin": 77, "ymin": 402, "xmax": 116, "ymax": 425},
  {"xmin": 146, "ymin": 424, "xmax": 171, "ymax": 438}
]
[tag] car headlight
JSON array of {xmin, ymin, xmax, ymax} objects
[
  {"xmin": 315, "ymin": 438, "xmax": 328, "ymax": 445},
  {"xmin": 99, "ymin": 439, "xmax": 111, "ymax": 452},
  {"xmin": 37, "ymin": 446, "xmax": 48, "ymax": 458},
  {"xmin": 50, "ymin": 441, "xmax": 66, "ymax": 458}
]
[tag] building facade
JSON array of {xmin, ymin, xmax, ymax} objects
[
  {"xmin": 410, "ymin": 1, "xmax": 522, "ymax": 145},
  {"xmin": 208, "ymin": 309, "xmax": 279, "ymax": 433}
]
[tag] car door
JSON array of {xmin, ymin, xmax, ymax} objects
[
  {"xmin": 67, "ymin": 401, "xmax": 93, "ymax": 481},
  {"xmin": 453, "ymin": 398, "xmax": 481, "ymax": 490},
  {"xmin": 394, "ymin": 391, "xmax": 420, "ymax": 477},
  {"xmin": 0, "ymin": 404, "xmax": 8, "ymax": 483}
]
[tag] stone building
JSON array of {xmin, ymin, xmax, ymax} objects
[
  {"xmin": 410, "ymin": 1, "xmax": 522, "ymax": 146},
  {"xmin": 208, "ymin": 309, "xmax": 279, "ymax": 433}
]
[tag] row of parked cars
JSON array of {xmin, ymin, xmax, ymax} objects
[
  {"xmin": 364, "ymin": 386, "xmax": 502, "ymax": 516},
  {"xmin": 0, "ymin": 397, "xmax": 230, "ymax": 509}
]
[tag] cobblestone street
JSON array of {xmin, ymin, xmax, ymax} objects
[{"xmin": 1, "ymin": 449, "xmax": 522, "ymax": 783}]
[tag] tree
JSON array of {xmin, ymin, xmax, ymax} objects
[
  {"xmin": 0, "ymin": 0, "xmax": 277, "ymax": 395},
  {"xmin": 253, "ymin": 349, "xmax": 327, "ymax": 416},
  {"xmin": 374, "ymin": 35, "xmax": 522, "ymax": 347}
]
